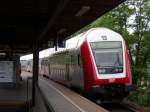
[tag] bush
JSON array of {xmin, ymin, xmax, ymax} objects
[{"xmin": 128, "ymin": 88, "xmax": 150, "ymax": 107}]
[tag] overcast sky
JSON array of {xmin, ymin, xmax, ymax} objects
[{"xmin": 20, "ymin": 48, "xmax": 65, "ymax": 60}]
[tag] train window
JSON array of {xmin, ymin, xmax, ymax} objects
[
  {"xmin": 62, "ymin": 54, "xmax": 66, "ymax": 64},
  {"xmin": 60, "ymin": 54, "xmax": 70, "ymax": 64},
  {"xmin": 90, "ymin": 41, "xmax": 123, "ymax": 74},
  {"xmin": 66, "ymin": 55, "xmax": 71, "ymax": 64},
  {"xmin": 49, "ymin": 53, "xmax": 71, "ymax": 65},
  {"xmin": 71, "ymin": 55, "xmax": 78, "ymax": 65},
  {"xmin": 78, "ymin": 55, "xmax": 82, "ymax": 65}
]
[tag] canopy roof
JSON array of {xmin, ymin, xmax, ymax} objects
[{"xmin": 0, "ymin": 0, "xmax": 124, "ymax": 55}]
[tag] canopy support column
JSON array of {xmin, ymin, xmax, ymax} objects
[{"xmin": 32, "ymin": 42, "xmax": 39, "ymax": 106}]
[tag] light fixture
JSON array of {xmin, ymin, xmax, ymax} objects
[
  {"xmin": 58, "ymin": 28, "xmax": 66, "ymax": 34},
  {"xmin": 75, "ymin": 6, "xmax": 91, "ymax": 17}
]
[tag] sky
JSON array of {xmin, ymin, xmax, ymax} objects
[
  {"xmin": 20, "ymin": 47, "xmax": 65, "ymax": 60},
  {"xmin": 127, "ymin": 14, "xmax": 136, "ymax": 34}
]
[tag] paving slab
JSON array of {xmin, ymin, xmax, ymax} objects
[{"xmin": 39, "ymin": 77, "xmax": 108, "ymax": 112}]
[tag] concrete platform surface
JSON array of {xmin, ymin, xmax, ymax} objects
[
  {"xmin": 39, "ymin": 77, "xmax": 108, "ymax": 112},
  {"xmin": 0, "ymin": 71, "xmax": 32, "ymax": 106}
]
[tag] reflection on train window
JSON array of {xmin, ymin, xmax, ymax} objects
[
  {"xmin": 71, "ymin": 55, "xmax": 78, "ymax": 65},
  {"xmin": 50, "ymin": 53, "xmax": 71, "ymax": 65}
]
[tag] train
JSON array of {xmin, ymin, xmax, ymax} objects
[{"xmin": 22, "ymin": 27, "xmax": 134, "ymax": 100}]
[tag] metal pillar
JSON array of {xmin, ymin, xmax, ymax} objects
[{"xmin": 32, "ymin": 42, "xmax": 39, "ymax": 106}]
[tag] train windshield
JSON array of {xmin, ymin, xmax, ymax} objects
[{"xmin": 90, "ymin": 41, "xmax": 123, "ymax": 74}]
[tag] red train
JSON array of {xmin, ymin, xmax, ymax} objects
[{"xmin": 40, "ymin": 27, "xmax": 133, "ymax": 100}]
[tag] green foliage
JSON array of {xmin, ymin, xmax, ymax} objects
[
  {"xmin": 130, "ymin": 0, "xmax": 150, "ymax": 103},
  {"xmin": 128, "ymin": 88, "xmax": 150, "ymax": 107}
]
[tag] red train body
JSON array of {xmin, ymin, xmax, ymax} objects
[{"xmin": 40, "ymin": 28, "xmax": 133, "ymax": 99}]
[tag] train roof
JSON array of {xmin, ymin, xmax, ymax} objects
[
  {"xmin": 49, "ymin": 27, "xmax": 124, "ymax": 57},
  {"xmin": 66, "ymin": 27, "xmax": 123, "ymax": 48}
]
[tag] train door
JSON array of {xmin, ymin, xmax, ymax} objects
[{"xmin": 70, "ymin": 53, "xmax": 84, "ymax": 89}]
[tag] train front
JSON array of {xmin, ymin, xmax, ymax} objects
[{"xmin": 81, "ymin": 28, "xmax": 133, "ymax": 99}]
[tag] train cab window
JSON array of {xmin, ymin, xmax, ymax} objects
[{"xmin": 90, "ymin": 41, "xmax": 123, "ymax": 74}]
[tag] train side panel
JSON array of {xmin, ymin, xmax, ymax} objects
[
  {"xmin": 42, "ymin": 51, "xmax": 85, "ymax": 90},
  {"xmin": 69, "ymin": 53, "xmax": 84, "ymax": 89},
  {"xmin": 48, "ymin": 52, "xmax": 70, "ymax": 86}
]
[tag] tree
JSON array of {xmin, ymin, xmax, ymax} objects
[{"xmin": 128, "ymin": 0, "xmax": 150, "ymax": 86}]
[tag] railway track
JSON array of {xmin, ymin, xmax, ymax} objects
[{"xmin": 99, "ymin": 102, "xmax": 137, "ymax": 112}]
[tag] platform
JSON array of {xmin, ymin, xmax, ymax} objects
[
  {"xmin": 39, "ymin": 77, "xmax": 108, "ymax": 112},
  {"xmin": 0, "ymin": 71, "xmax": 32, "ymax": 112},
  {"xmin": 0, "ymin": 71, "xmax": 108, "ymax": 112}
]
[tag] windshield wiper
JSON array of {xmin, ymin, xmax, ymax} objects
[{"xmin": 113, "ymin": 53, "xmax": 121, "ymax": 67}]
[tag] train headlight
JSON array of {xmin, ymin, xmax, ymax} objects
[
  {"xmin": 115, "ymin": 68, "xmax": 123, "ymax": 73},
  {"xmin": 98, "ymin": 68, "xmax": 106, "ymax": 74},
  {"xmin": 115, "ymin": 68, "xmax": 119, "ymax": 72},
  {"xmin": 118, "ymin": 68, "xmax": 123, "ymax": 72}
]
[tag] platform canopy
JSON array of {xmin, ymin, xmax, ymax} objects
[{"xmin": 0, "ymin": 0, "xmax": 125, "ymax": 54}]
